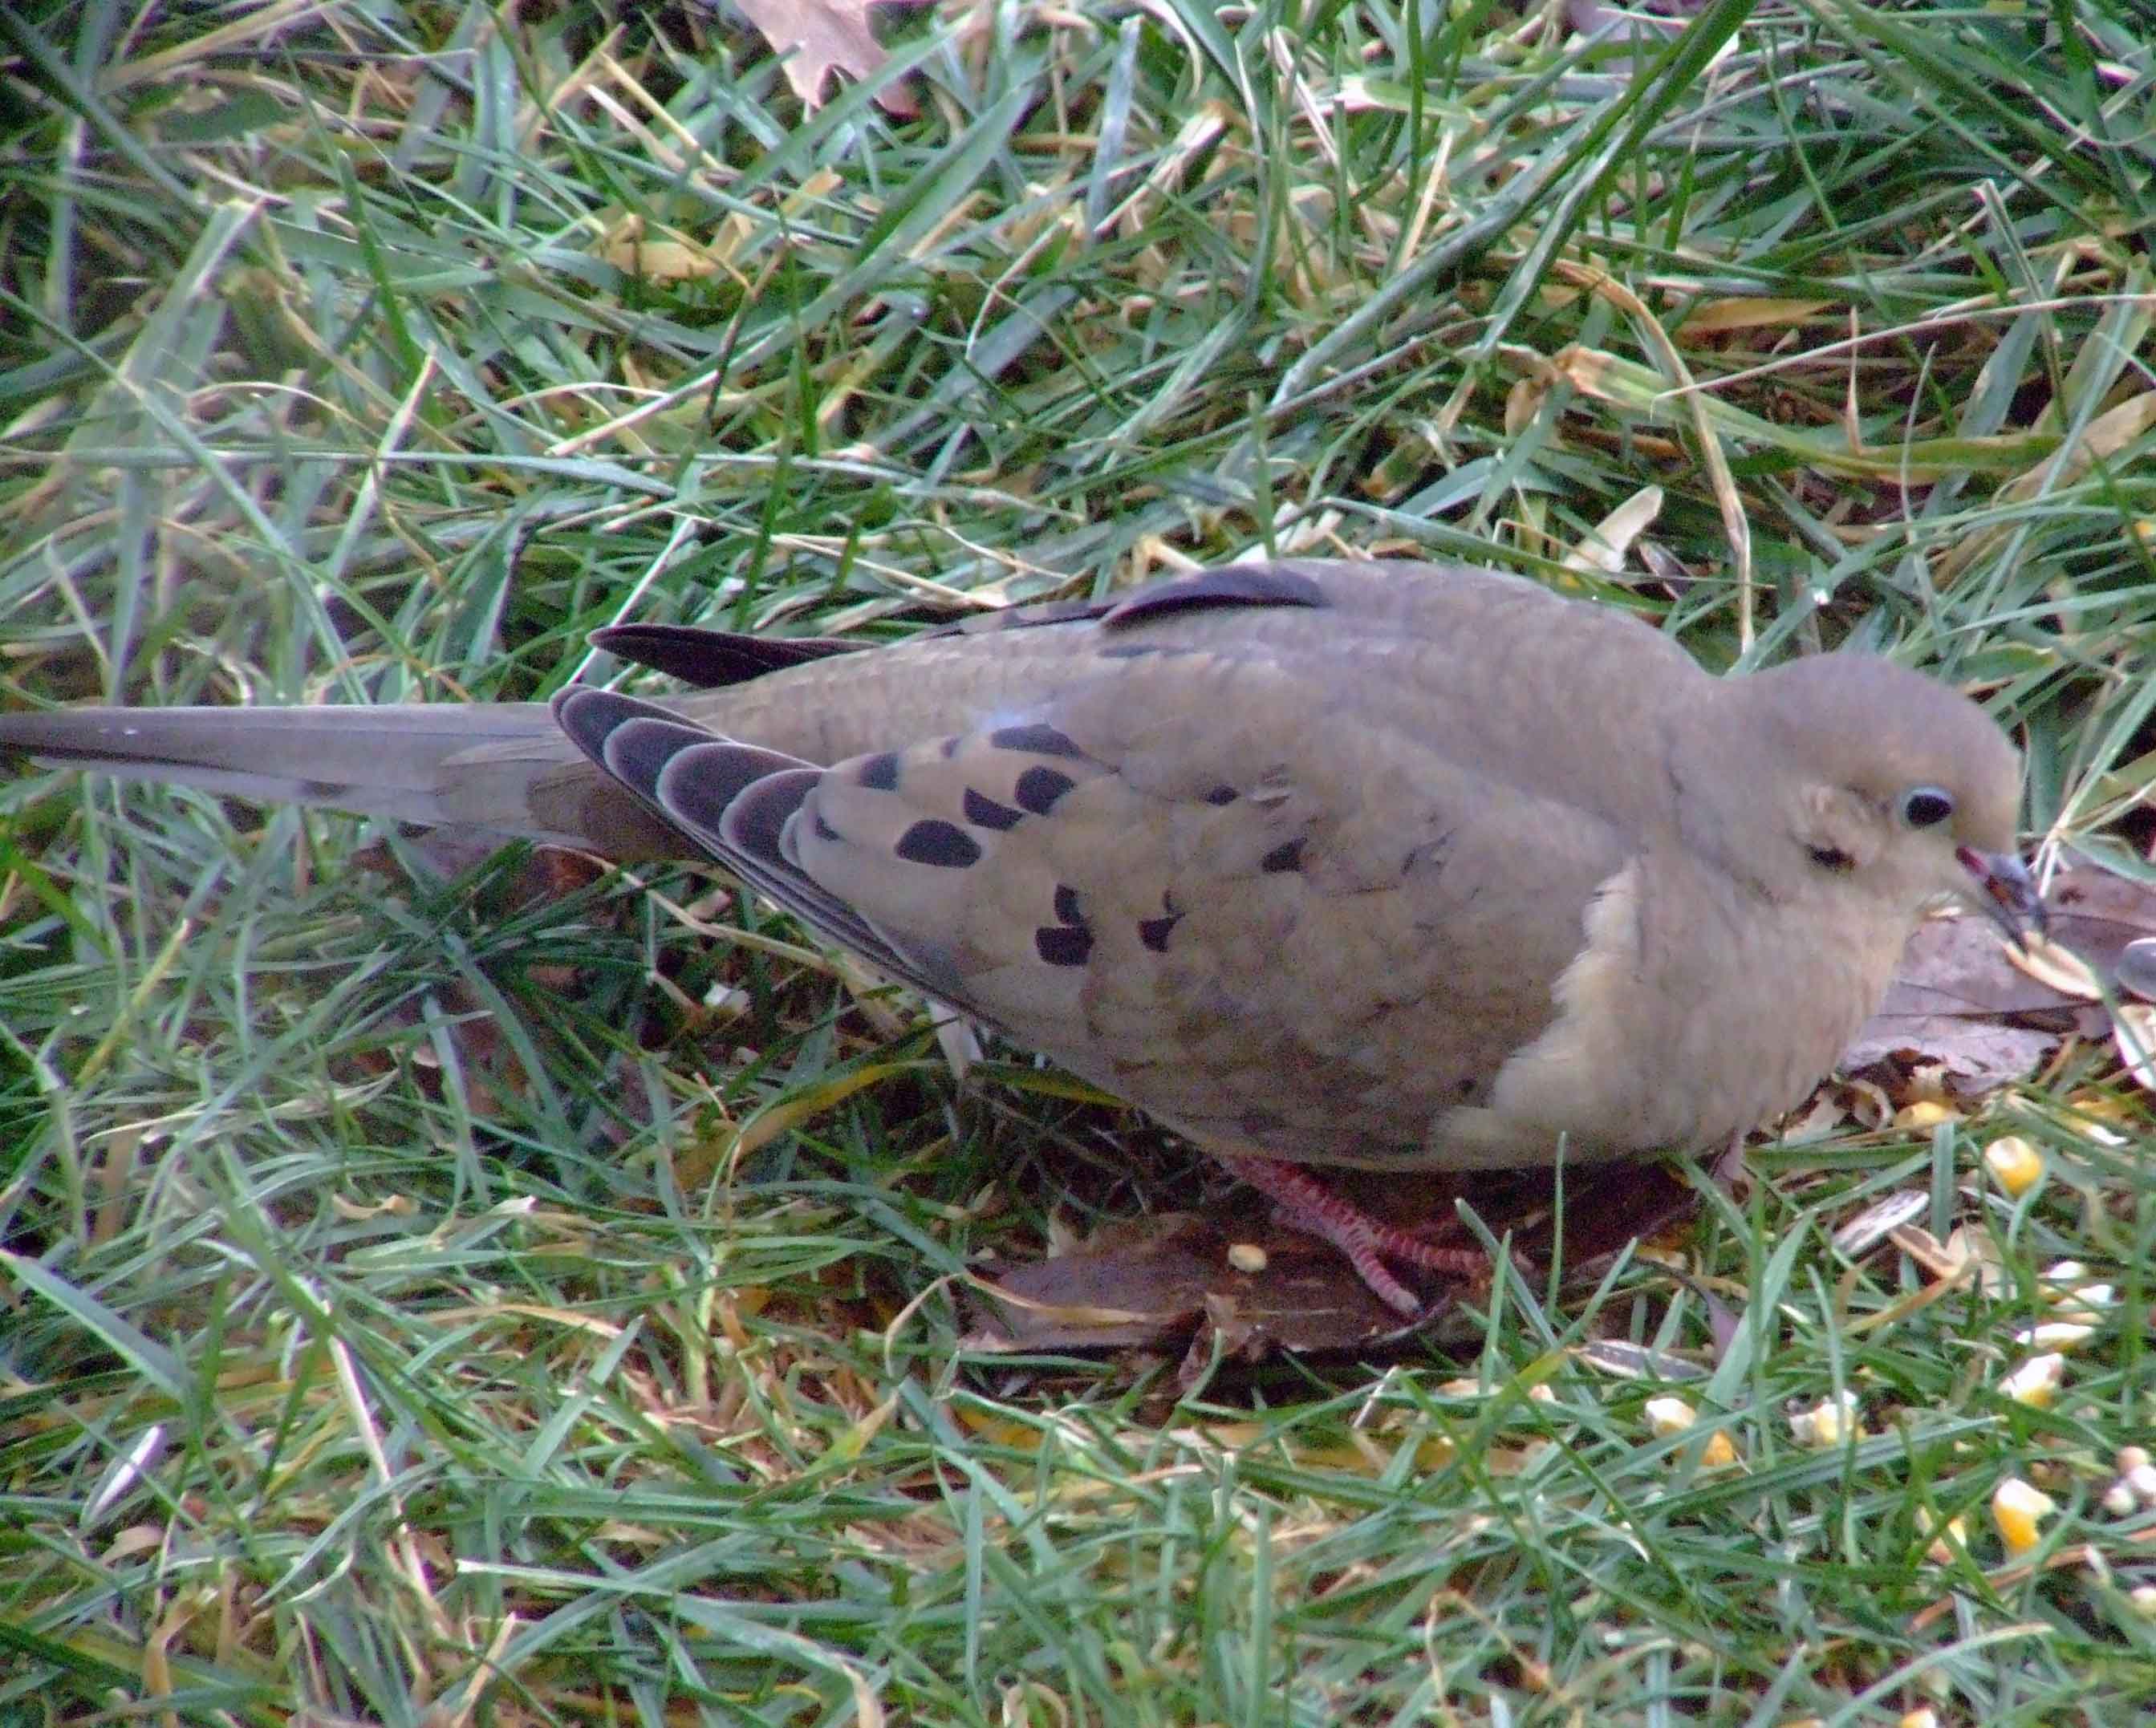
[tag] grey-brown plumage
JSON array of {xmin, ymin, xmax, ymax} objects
[{"xmin": 0, "ymin": 559, "xmax": 2040, "ymax": 1308}]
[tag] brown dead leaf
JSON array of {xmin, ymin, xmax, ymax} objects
[
  {"xmin": 960, "ymin": 1163, "xmax": 1698, "ymax": 1365},
  {"xmin": 963, "ymin": 1212, "xmax": 1415, "ymax": 1357},
  {"xmin": 1845, "ymin": 913, "xmax": 2097, "ymax": 1093},
  {"xmin": 720, "ymin": 0, "xmax": 917, "ymax": 112},
  {"xmin": 2038, "ymin": 858, "xmax": 2156, "ymax": 959},
  {"xmin": 599, "ymin": 215, "xmax": 717, "ymax": 283},
  {"xmin": 2004, "ymin": 391, "xmax": 2156, "ymax": 502},
  {"xmin": 1845, "ymin": 862, "xmax": 2156, "ymax": 1093}
]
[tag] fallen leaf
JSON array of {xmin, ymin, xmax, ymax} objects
[
  {"xmin": 962, "ymin": 1213, "xmax": 1417, "ymax": 1357},
  {"xmin": 960, "ymin": 1163, "xmax": 1697, "ymax": 1364},
  {"xmin": 599, "ymin": 215, "xmax": 717, "ymax": 282},
  {"xmin": 719, "ymin": 0, "xmax": 917, "ymax": 112},
  {"xmin": 1845, "ymin": 912, "xmax": 2097, "ymax": 1092},
  {"xmin": 1845, "ymin": 863, "xmax": 2156, "ymax": 1093}
]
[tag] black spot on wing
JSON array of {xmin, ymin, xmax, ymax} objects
[
  {"xmin": 1013, "ymin": 765, "xmax": 1077, "ymax": 817},
  {"xmin": 1035, "ymin": 882, "xmax": 1093, "ymax": 967},
  {"xmin": 895, "ymin": 819, "xmax": 982, "ymax": 869},
  {"xmin": 962, "ymin": 787, "xmax": 1025, "ymax": 831},
  {"xmin": 1260, "ymin": 838, "xmax": 1306, "ymax": 874},
  {"xmin": 715, "ymin": 772, "xmax": 957, "ymax": 999},
  {"xmin": 857, "ymin": 751, "xmax": 900, "ymax": 790},
  {"xmin": 1204, "ymin": 785, "xmax": 1239, "ymax": 806},
  {"xmin": 1035, "ymin": 923, "xmax": 1094, "ymax": 967},
  {"xmin": 1098, "ymin": 563, "xmax": 1328, "ymax": 629},
  {"xmin": 990, "ymin": 723, "xmax": 1086, "ymax": 760},
  {"xmin": 1138, "ymin": 913, "xmax": 1180, "ymax": 953}
]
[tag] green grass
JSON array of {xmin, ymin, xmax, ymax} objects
[{"xmin": 2, "ymin": 0, "xmax": 2154, "ymax": 1721}]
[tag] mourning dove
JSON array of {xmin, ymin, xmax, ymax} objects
[{"xmin": 0, "ymin": 558, "xmax": 2041, "ymax": 1311}]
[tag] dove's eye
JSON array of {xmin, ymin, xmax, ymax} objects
[{"xmin": 1901, "ymin": 786, "xmax": 1955, "ymax": 829}]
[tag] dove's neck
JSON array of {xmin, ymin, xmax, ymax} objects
[
  {"xmin": 1663, "ymin": 676, "xmax": 1914, "ymax": 992},
  {"xmin": 1661, "ymin": 689, "xmax": 1788, "ymax": 894}
]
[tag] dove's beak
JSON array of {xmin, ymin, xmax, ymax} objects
[{"xmin": 1958, "ymin": 847, "xmax": 2047, "ymax": 947}]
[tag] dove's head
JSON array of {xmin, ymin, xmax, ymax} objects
[{"xmin": 1691, "ymin": 652, "xmax": 2042, "ymax": 943}]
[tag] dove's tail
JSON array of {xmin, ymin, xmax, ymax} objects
[{"xmin": 0, "ymin": 704, "xmax": 684, "ymax": 858}]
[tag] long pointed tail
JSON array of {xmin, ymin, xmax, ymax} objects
[{"xmin": 0, "ymin": 704, "xmax": 684, "ymax": 859}]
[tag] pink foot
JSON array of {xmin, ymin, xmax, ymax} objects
[{"xmin": 1217, "ymin": 1155, "xmax": 1488, "ymax": 1316}]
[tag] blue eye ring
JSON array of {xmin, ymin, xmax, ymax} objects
[{"xmin": 1902, "ymin": 786, "xmax": 1955, "ymax": 829}]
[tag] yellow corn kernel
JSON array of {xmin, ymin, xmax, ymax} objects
[
  {"xmin": 1984, "ymin": 1136, "xmax": 2044, "ymax": 1196},
  {"xmin": 2000, "ymin": 1353, "xmax": 2064, "ymax": 1408},
  {"xmin": 1642, "ymin": 1396, "xmax": 1737, "ymax": 1465},
  {"xmin": 1917, "ymin": 1507, "xmax": 1969, "ymax": 1565},
  {"xmin": 2014, "ymin": 1320, "xmax": 2097, "ymax": 1352},
  {"xmin": 1790, "ymin": 1391, "xmax": 1859, "ymax": 1448},
  {"xmin": 1992, "ymin": 1478, "xmax": 2057, "ymax": 1556}
]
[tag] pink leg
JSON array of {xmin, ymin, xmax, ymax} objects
[{"xmin": 1218, "ymin": 1155, "xmax": 1489, "ymax": 1316}]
